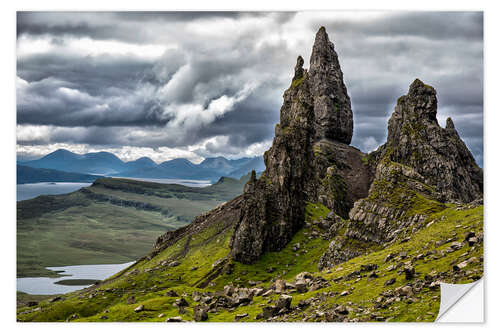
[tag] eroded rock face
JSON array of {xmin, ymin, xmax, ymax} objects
[
  {"xmin": 317, "ymin": 79, "xmax": 483, "ymax": 270},
  {"xmin": 309, "ymin": 27, "xmax": 353, "ymax": 144},
  {"xmin": 230, "ymin": 27, "xmax": 368, "ymax": 263},
  {"xmin": 379, "ymin": 79, "xmax": 483, "ymax": 203}
]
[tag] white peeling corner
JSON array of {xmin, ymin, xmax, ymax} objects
[{"xmin": 436, "ymin": 278, "xmax": 483, "ymax": 322}]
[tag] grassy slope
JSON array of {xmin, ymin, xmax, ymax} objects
[
  {"xmin": 17, "ymin": 201, "xmax": 483, "ymax": 322},
  {"xmin": 17, "ymin": 176, "xmax": 247, "ymax": 278}
]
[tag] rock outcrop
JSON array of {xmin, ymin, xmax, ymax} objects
[
  {"xmin": 230, "ymin": 27, "xmax": 372, "ymax": 263},
  {"xmin": 350, "ymin": 79, "xmax": 483, "ymax": 240},
  {"xmin": 375, "ymin": 79, "xmax": 483, "ymax": 203},
  {"xmin": 318, "ymin": 79, "xmax": 483, "ymax": 270},
  {"xmin": 155, "ymin": 28, "xmax": 482, "ymax": 268}
]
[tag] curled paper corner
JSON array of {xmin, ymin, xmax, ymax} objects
[{"xmin": 435, "ymin": 278, "xmax": 484, "ymax": 322}]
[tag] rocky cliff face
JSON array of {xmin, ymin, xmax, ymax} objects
[
  {"xmin": 230, "ymin": 27, "xmax": 372, "ymax": 263},
  {"xmin": 318, "ymin": 79, "xmax": 483, "ymax": 270},
  {"xmin": 375, "ymin": 79, "xmax": 483, "ymax": 203}
]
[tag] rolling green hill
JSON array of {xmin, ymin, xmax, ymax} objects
[
  {"xmin": 17, "ymin": 176, "xmax": 248, "ymax": 278},
  {"xmin": 16, "ymin": 201, "xmax": 483, "ymax": 322}
]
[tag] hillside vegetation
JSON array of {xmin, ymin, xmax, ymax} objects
[
  {"xmin": 17, "ymin": 201, "xmax": 483, "ymax": 322},
  {"xmin": 17, "ymin": 176, "xmax": 248, "ymax": 277}
]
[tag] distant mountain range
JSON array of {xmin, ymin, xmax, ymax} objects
[{"xmin": 18, "ymin": 149, "xmax": 265, "ymax": 183}]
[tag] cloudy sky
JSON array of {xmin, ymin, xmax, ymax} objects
[{"xmin": 16, "ymin": 11, "xmax": 483, "ymax": 165}]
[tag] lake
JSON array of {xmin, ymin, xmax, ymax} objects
[
  {"xmin": 17, "ymin": 178, "xmax": 212, "ymax": 201},
  {"xmin": 17, "ymin": 262, "xmax": 134, "ymax": 295},
  {"xmin": 17, "ymin": 182, "xmax": 93, "ymax": 201}
]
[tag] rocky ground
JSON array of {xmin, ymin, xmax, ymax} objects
[{"xmin": 17, "ymin": 200, "xmax": 482, "ymax": 322}]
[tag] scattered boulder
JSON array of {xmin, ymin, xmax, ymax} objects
[
  {"xmin": 209, "ymin": 295, "xmax": 234, "ymax": 309},
  {"xmin": 223, "ymin": 284, "xmax": 234, "ymax": 296},
  {"xmin": 404, "ymin": 265, "xmax": 415, "ymax": 280},
  {"xmin": 275, "ymin": 279, "xmax": 286, "ymax": 293},
  {"xmin": 173, "ymin": 298, "xmax": 189, "ymax": 308},
  {"xmin": 193, "ymin": 306, "xmax": 208, "ymax": 322},
  {"xmin": 464, "ymin": 232, "xmax": 475, "ymax": 242},
  {"xmin": 192, "ymin": 292, "xmax": 201, "ymax": 302},
  {"xmin": 384, "ymin": 278, "xmax": 396, "ymax": 286},
  {"xmin": 252, "ymin": 288, "xmax": 264, "ymax": 296},
  {"xmin": 262, "ymin": 306, "xmax": 279, "ymax": 319},
  {"xmin": 335, "ymin": 304, "xmax": 349, "ymax": 315},
  {"xmin": 169, "ymin": 261, "xmax": 181, "ymax": 267},
  {"xmin": 165, "ymin": 316, "xmax": 183, "ymax": 322},
  {"xmin": 126, "ymin": 296, "xmax": 136, "ymax": 304},
  {"xmin": 262, "ymin": 289, "xmax": 274, "ymax": 297},
  {"xmin": 235, "ymin": 313, "xmax": 249, "ymax": 321},
  {"xmin": 467, "ymin": 237, "xmax": 479, "ymax": 246},
  {"xmin": 233, "ymin": 288, "xmax": 253, "ymax": 305},
  {"xmin": 276, "ymin": 295, "xmax": 292, "ymax": 310},
  {"xmin": 360, "ymin": 263, "xmax": 378, "ymax": 272},
  {"xmin": 429, "ymin": 281, "xmax": 441, "ymax": 290},
  {"xmin": 296, "ymin": 272, "xmax": 313, "ymax": 280},
  {"xmin": 400, "ymin": 237, "xmax": 411, "ymax": 244},
  {"xmin": 134, "ymin": 304, "xmax": 144, "ymax": 313},
  {"xmin": 325, "ymin": 310, "xmax": 341, "ymax": 322},
  {"xmin": 164, "ymin": 290, "xmax": 179, "ymax": 297},
  {"xmin": 395, "ymin": 285, "xmax": 413, "ymax": 297},
  {"xmin": 295, "ymin": 280, "xmax": 308, "ymax": 293}
]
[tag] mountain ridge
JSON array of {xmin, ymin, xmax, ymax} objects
[{"xmin": 20, "ymin": 149, "xmax": 265, "ymax": 181}]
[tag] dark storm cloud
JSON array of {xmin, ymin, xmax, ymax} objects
[
  {"xmin": 17, "ymin": 11, "xmax": 297, "ymax": 44},
  {"xmin": 317, "ymin": 12, "xmax": 483, "ymax": 42},
  {"xmin": 16, "ymin": 11, "xmax": 483, "ymax": 164},
  {"xmin": 18, "ymin": 53, "xmax": 153, "ymax": 94}
]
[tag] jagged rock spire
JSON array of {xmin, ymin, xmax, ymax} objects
[
  {"xmin": 293, "ymin": 56, "xmax": 304, "ymax": 81},
  {"xmin": 446, "ymin": 117, "xmax": 456, "ymax": 130},
  {"xmin": 384, "ymin": 79, "xmax": 482, "ymax": 203},
  {"xmin": 309, "ymin": 27, "xmax": 353, "ymax": 144},
  {"xmin": 230, "ymin": 27, "xmax": 366, "ymax": 263}
]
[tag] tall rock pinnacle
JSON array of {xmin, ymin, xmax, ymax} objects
[
  {"xmin": 309, "ymin": 27, "xmax": 353, "ymax": 144},
  {"xmin": 230, "ymin": 27, "xmax": 369, "ymax": 263}
]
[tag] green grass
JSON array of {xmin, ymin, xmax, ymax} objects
[
  {"xmin": 17, "ymin": 176, "xmax": 248, "ymax": 277},
  {"xmin": 17, "ymin": 201, "xmax": 483, "ymax": 322}
]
